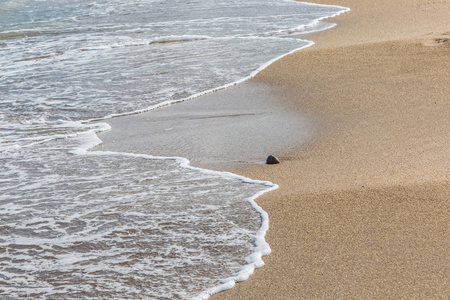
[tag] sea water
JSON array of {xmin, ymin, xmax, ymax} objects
[{"xmin": 0, "ymin": 0, "xmax": 348, "ymax": 298}]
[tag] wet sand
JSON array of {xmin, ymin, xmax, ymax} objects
[
  {"xmin": 212, "ymin": 0, "xmax": 450, "ymax": 299},
  {"xmin": 96, "ymin": 0, "xmax": 450, "ymax": 298},
  {"xmin": 95, "ymin": 82, "xmax": 315, "ymax": 170}
]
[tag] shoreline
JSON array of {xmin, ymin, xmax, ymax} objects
[
  {"xmin": 92, "ymin": 7, "xmax": 350, "ymax": 169},
  {"xmin": 95, "ymin": 0, "xmax": 450, "ymax": 298}
]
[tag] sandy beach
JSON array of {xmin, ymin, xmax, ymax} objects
[{"xmin": 96, "ymin": 0, "xmax": 450, "ymax": 298}]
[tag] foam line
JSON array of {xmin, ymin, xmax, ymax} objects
[
  {"xmin": 82, "ymin": 5, "xmax": 350, "ymax": 125},
  {"xmin": 69, "ymin": 127, "xmax": 277, "ymax": 299}
]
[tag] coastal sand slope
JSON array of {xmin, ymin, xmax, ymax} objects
[{"xmin": 214, "ymin": 0, "xmax": 450, "ymax": 299}]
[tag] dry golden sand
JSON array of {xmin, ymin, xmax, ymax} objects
[{"xmin": 213, "ymin": 0, "xmax": 450, "ymax": 299}]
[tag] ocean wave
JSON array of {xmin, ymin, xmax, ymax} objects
[{"xmin": 0, "ymin": 0, "xmax": 348, "ymax": 298}]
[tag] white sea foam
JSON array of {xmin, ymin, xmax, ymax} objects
[
  {"xmin": 79, "ymin": 133, "xmax": 278, "ymax": 300},
  {"xmin": 1, "ymin": 130, "xmax": 275, "ymax": 298}
]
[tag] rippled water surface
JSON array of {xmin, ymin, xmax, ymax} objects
[
  {"xmin": 0, "ymin": 0, "xmax": 347, "ymax": 298},
  {"xmin": 1, "ymin": 135, "xmax": 267, "ymax": 299}
]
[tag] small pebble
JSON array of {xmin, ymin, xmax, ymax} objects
[{"xmin": 266, "ymin": 155, "xmax": 280, "ymax": 164}]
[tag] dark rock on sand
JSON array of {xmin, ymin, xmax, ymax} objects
[{"xmin": 266, "ymin": 155, "xmax": 280, "ymax": 164}]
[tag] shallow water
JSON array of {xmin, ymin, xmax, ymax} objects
[
  {"xmin": 1, "ymin": 134, "xmax": 268, "ymax": 299},
  {"xmin": 0, "ymin": 0, "xmax": 348, "ymax": 298}
]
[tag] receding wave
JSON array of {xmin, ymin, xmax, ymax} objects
[
  {"xmin": 0, "ymin": 31, "xmax": 31, "ymax": 40},
  {"xmin": 0, "ymin": 0, "xmax": 349, "ymax": 298}
]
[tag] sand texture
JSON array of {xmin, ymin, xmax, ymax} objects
[
  {"xmin": 96, "ymin": 0, "xmax": 450, "ymax": 298},
  {"xmin": 212, "ymin": 1, "xmax": 450, "ymax": 299}
]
